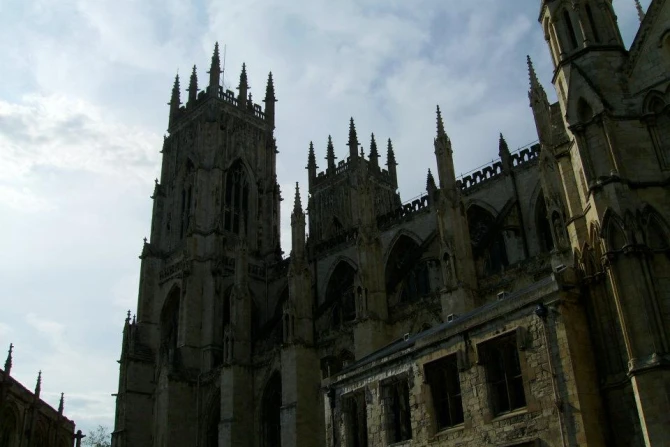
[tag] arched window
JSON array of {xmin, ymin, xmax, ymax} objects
[
  {"xmin": 180, "ymin": 160, "xmax": 195, "ymax": 239},
  {"xmin": 160, "ymin": 287, "xmax": 181, "ymax": 366},
  {"xmin": 585, "ymin": 3, "xmax": 600, "ymax": 43},
  {"xmin": 205, "ymin": 391, "xmax": 221, "ymax": 447},
  {"xmin": 326, "ymin": 262, "xmax": 356, "ymax": 323},
  {"xmin": 563, "ymin": 10, "xmax": 579, "ymax": 50},
  {"xmin": 535, "ymin": 194, "xmax": 554, "ymax": 253},
  {"xmin": 646, "ymin": 96, "xmax": 670, "ymax": 167},
  {"xmin": 0, "ymin": 408, "xmax": 17, "ymax": 447},
  {"xmin": 385, "ymin": 235, "xmax": 430, "ymax": 305},
  {"xmin": 467, "ymin": 206, "xmax": 508, "ymax": 275},
  {"xmin": 262, "ymin": 373, "xmax": 282, "ymax": 447},
  {"xmin": 224, "ymin": 161, "xmax": 250, "ymax": 235}
]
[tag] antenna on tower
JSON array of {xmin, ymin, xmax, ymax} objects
[{"xmin": 222, "ymin": 44, "xmax": 228, "ymax": 91}]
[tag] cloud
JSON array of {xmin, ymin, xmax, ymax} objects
[{"xmin": 0, "ymin": 0, "xmax": 650, "ymax": 436}]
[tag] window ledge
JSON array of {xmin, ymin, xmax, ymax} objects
[
  {"xmin": 491, "ymin": 407, "xmax": 528, "ymax": 423},
  {"xmin": 431, "ymin": 424, "xmax": 465, "ymax": 441}
]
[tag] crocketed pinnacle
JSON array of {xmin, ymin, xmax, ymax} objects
[
  {"xmin": 264, "ymin": 72, "xmax": 276, "ymax": 102},
  {"xmin": 427, "ymin": 169, "xmax": 437, "ymax": 192},
  {"xmin": 188, "ymin": 65, "xmax": 198, "ymax": 103},
  {"xmin": 170, "ymin": 73, "xmax": 181, "ymax": 105},
  {"xmin": 35, "ymin": 370, "xmax": 42, "ymax": 398},
  {"xmin": 348, "ymin": 117, "xmax": 358, "ymax": 148},
  {"xmin": 210, "ymin": 42, "xmax": 220, "ymax": 72},
  {"xmin": 369, "ymin": 133, "xmax": 379, "ymax": 165},
  {"xmin": 387, "ymin": 138, "xmax": 397, "ymax": 166},
  {"xmin": 499, "ymin": 133, "xmax": 511, "ymax": 157},
  {"xmin": 58, "ymin": 393, "xmax": 64, "ymax": 415},
  {"xmin": 4, "ymin": 343, "xmax": 12, "ymax": 375},
  {"xmin": 436, "ymin": 105, "xmax": 448, "ymax": 140},
  {"xmin": 326, "ymin": 135, "xmax": 336, "ymax": 169},
  {"xmin": 238, "ymin": 63, "xmax": 249, "ymax": 90},
  {"xmin": 308, "ymin": 141, "xmax": 317, "ymax": 168},
  {"xmin": 635, "ymin": 0, "xmax": 645, "ymax": 22},
  {"xmin": 293, "ymin": 182, "xmax": 303, "ymax": 215}
]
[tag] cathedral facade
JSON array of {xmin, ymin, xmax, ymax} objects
[{"xmin": 112, "ymin": 1, "xmax": 670, "ymax": 446}]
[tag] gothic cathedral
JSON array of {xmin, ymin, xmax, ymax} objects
[{"xmin": 112, "ymin": 1, "xmax": 670, "ymax": 446}]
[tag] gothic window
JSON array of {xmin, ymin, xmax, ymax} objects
[
  {"xmin": 563, "ymin": 10, "xmax": 579, "ymax": 50},
  {"xmin": 535, "ymin": 194, "xmax": 554, "ymax": 253},
  {"xmin": 646, "ymin": 96, "xmax": 670, "ymax": 168},
  {"xmin": 344, "ymin": 391, "xmax": 368, "ymax": 447},
  {"xmin": 424, "ymin": 355, "xmax": 464, "ymax": 431},
  {"xmin": 262, "ymin": 372, "xmax": 282, "ymax": 447},
  {"xmin": 326, "ymin": 262, "xmax": 356, "ymax": 324},
  {"xmin": 160, "ymin": 287, "xmax": 181, "ymax": 366},
  {"xmin": 224, "ymin": 160, "xmax": 250, "ymax": 236},
  {"xmin": 0, "ymin": 408, "xmax": 17, "ymax": 447},
  {"xmin": 223, "ymin": 291, "xmax": 231, "ymax": 327},
  {"xmin": 180, "ymin": 160, "xmax": 195, "ymax": 239},
  {"xmin": 205, "ymin": 391, "xmax": 221, "ymax": 447},
  {"xmin": 481, "ymin": 333, "xmax": 526, "ymax": 415},
  {"xmin": 467, "ymin": 206, "xmax": 509, "ymax": 276},
  {"xmin": 585, "ymin": 3, "xmax": 600, "ymax": 43},
  {"xmin": 385, "ymin": 235, "xmax": 430, "ymax": 304},
  {"xmin": 382, "ymin": 378, "xmax": 412, "ymax": 443}
]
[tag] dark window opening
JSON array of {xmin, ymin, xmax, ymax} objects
[
  {"xmin": 564, "ymin": 10, "xmax": 579, "ymax": 49},
  {"xmin": 326, "ymin": 262, "xmax": 356, "ymax": 324},
  {"xmin": 262, "ymin": 373, "xmax": 282, "ymax": 447},
  {"xmin": 467, "ymin": 206, "xmax": 509, "ymax": 275},
  {"xmin": 585, "ymin": 4, "xmax": 600, "ymax": 42},
  {"xmin": 386, "ymin": 235, "xmax": 430, "ymax": 304},
  {"xmin": 160, "ymin": 287, "xmax": 181, "ymax": 366},
  {"xmin": 223, "ymin": 292, "xmax": 231, "ymax": 327},
  {"xmin": 345, "ymin": 392, "xmax": 368, "ymax": 447},
  {"xmin": 206, "ymin": 393, "xmax": 221, "ymax": 447},
  {"xmin": 224, "ymin": 161, "xmax": 250, "ymax": 236},
  {"xmin": 383, "ymin": 379, "xmax": 412, "ymax": 443},
  {"xmin": 536, "ymin": 194, "xmax": 554, "ymax": 253},
  {"xmin": 482, "ymin": 334, "xmax": 526, "ymax": 415},
  {"xmin": 425, "ymin": 355, "xmax": 464, "ymax": 431}
]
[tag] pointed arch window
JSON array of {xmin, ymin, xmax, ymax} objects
[
  {"xmin": 645, "ymin": 95, "xmax": 670, "ymax": 168},
  {"xmin": 535, "ymin": 194, "xmax": 554, "ymax": 253},
  {"xmin": 585, "ymin": 3, "xmax": 601, "ymax": 43},
  {"xmin": 206, "ymin": 391, "xmax": 221, "ymax": 447},
  {"xmin": 326, "ymin": 262, "xmax": 356, "ymax": 324},
  {"xmin": 224, "ymin": 161, "xmax": 250, "ymax": 235},
  {"xmin": 262, "ymin": 373, "xmax": 282, "ymax": 447},
  {"xmin": 563, "ymin": 10, "xmax": 579, "ymax": 50},
  {"xmin": 385, "ymin": 235, "xmax": 430, "ymax": 305},
  {"xmin": 160, "ymin": 287, "xmax": 181, "ymax": 366},
  {"xmin": 467, "ymin": 206, "xmax": 509, "ymax": 276},
  {"xmin": 0, "ymin": 408, "xmax": 17, "ymax": 447},
  {"xmin": 180, "ymin": 160, "xmax": 195, "ymax": 239}
]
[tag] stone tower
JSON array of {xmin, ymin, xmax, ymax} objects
[
  {"xmin": 112, "ymin": 43, "xmax": 286, "ymax": 447},
  {"xmin": 535, "ymin": 1, "xmax": 670, "ymax": 445}
]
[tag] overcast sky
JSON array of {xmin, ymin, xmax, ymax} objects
[{"xmin": 0, "ymin": 0, "xmax": 648, "ymax": 436}]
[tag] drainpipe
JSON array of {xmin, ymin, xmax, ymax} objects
[{"xmin": 536, "ymin": 303, "xmax": 567, "ymax": 447}]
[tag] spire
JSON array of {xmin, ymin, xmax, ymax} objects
[
  {"xmin": 326, "ymin": 135, "xmax": 336, "ymax": 171},
  {"xmin": 499, "ymin": 133, "xmax": 513, "ymax": 172},
  {"xmin": 307, "ymin": 141, "xmax": 318, "ymax": 184},
  {"xmin": 237, "ymin": 63, "xmax": 249, "ymax": 106},
  {"xmin": 35, "ymin": 370, "xmax": 42, "ymax": 398},
  {"xmin": 263, "ymin": 72, "xmax": 276, "ymax": 127},
  {"xmin": 386, "ymin": 138, "xmax": 398, "ymax": 188},
  {"xmin": 369, "ymin": 133, "xmax": 379, "ymax": 168},
  {"xmin": 208, "ymin": 42, "xmax": 221, "ymax": 95},
  {"xmin": 427, "ymin": 169, "xmax": 437, "ymax": 193},
  {"xmin": 527, "ymin": 56, "xmax": 548, "ymax": 103},
  {"xmin": 635, "ymin": 0, "xmax": 645, "ymax": 22},
  {"xmin": 58, "ymin": 393, "xmax": 64, "ymax": 415},
  {"xmin": 293, "ymin": 182, "xmax": 303, "ymax": 215},
  {"xmin": 4, "ymin": 343, "xmax": 12, "ymax": 376},
  {"xmin": 264, "ymin": 72, "xmax": 276, "ymax": 102},
  {"xmin": 348, "ymin": 118, "xmax": 359, "ymax": 160},
  {"xmin": 188, "ymin": 65, "xmax": 198, "ymax": 105},
  {"xmin": 436, "ymin": 105, "xmax": 447, "ymax": 140},
  {"xmin": 168, "ymin": 73, "xmax": 181, "ymax": 128}
]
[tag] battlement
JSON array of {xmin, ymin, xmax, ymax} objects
[
  {"xmin": 377, "ymin": 194, "xmax": 430, "ymax": 230},
  {"xmin": 458, "ymin": 143, "xmax": 540, "ymax": 193},
  {"xmin": 313, "ymin": 158, "xmax": 394, "ymax": 189}
]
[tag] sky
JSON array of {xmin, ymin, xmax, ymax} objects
[{"xmin": 0, "ymin": 0, "xmax": 650, "ymax": 436}]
